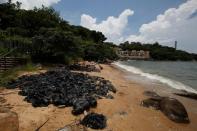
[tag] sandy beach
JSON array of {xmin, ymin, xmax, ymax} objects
[{"xmin": 1, "ymin": 64, "xmax": 197, "ymax": 131}]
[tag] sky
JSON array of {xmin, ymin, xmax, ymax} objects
[{"xmin": 1, "ymin": 0, "xmax": 197, "ymax": 53}]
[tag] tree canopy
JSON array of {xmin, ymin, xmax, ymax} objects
[
  {"xmin": 0, "ymin": 1, "xmax": 117, "ymax": 64},
  {"xmin": 0, "ymin": 1, "xmax": 196, "ymax": 62}
]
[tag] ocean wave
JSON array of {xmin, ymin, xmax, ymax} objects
[{"xmin": 114, "ymin": 61, "xmax": 197, "ymax": 94}]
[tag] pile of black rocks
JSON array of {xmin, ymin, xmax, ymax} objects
[
  {"xmin": 6, "ymin": 69, "xmax": 116, "ymax": 115},
  {"xmin": 81, "ymin": 113, "xmax": 107, "ymax": 129},
  {"xmin": 69, "ymin": 63, "xmax": 101, "ymax": 72}
]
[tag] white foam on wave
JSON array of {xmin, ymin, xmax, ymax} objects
[{"xmin": 114, "ymin": 61, "xmax": 197, "ymax": 94}]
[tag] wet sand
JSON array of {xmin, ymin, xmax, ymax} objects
[{"xmin": 1, "ymin": 64, "xmax": 197, "ymax": 131}]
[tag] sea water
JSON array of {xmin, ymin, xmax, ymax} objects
[{"xmin": 114, "ymin": 60, "xmax": 197, "ymax": 94}]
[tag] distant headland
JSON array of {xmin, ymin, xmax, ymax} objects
[{"xmin": 116, "ymin": 41, "xmax": 197, "ymax": 61}]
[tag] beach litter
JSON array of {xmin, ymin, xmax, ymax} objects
[
  {"xmin": 72, "ymin": 97, "xmax": 97, "ymax": 115},
  {"xmin": 69, "ymin": 61, "xmax": 102, "ymax": 72},
  {"xmin": 142, "ymin": 91, "xmax": 190, "ymax": 123},
  {"xmin": 81, "ymin": 113, "xmax": 107, "ymax": 129},
  {"xmin": 6, "ymin": 69, "xmax": 116, "ymax": 117}
]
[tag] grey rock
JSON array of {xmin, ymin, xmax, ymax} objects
[
  {"xmin": 174, "ymin": 90, "xmax": 197, "ymax": 100},
  {"xmin": 142, "ymin": 91, "xmax": 190, "ymax": 123},
  {"xmin": 160, "ymin": 97, "xmax": 190, "ymax": 123}
]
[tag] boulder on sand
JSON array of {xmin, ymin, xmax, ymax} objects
[
  {"xmin": 141, "ymin": 97, "xmax": 162, "ymax": 110},
  {"xmin": 141, "ymin": 91, "xmax": 190, "ymax": 123},
  {"xmin": 160, "ymin": 97, "xmax": 190, "ymax": 123},
  {"xmin": 143, "ymin": 91, "xmax": 161, "ymax": 98},
  {"xmin": 174, "ymin": 90, "xmax": 197, "ymax": 100},
  {"xmin": 0, "ymin": 107, "xmax": 19, "ymax": 131},
  {"xmin": 72, "ymin": 97, "xmax": 97, "ymax": 115},
  {"xmin": 81, "ymin": 113, "xmax": 107, "ymax": 129}
]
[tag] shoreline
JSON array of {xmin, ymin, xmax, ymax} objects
[
  {"xmin": 1, "ymin": 64, "xmax": 197, "ymax": 131},
  {"xmin": 113, "ymin": 60, "xmax": 197, "ymax": 94},
  {"xmin": 88, "ymin": 64, "xmax": 197, "ymax": 131}
]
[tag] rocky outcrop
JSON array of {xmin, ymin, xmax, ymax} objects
[
  {"xmin": 160, "ymin": 97, "xmax": 189, "ymax": 123},
  {"xmin": 143, "ymin": 91, "xmax": 161, "ymax": 98},
  {"xmin": 141, "ymin": 97, "xmax": 162, "ymax": 110},
  {"xmin": 0, "ymin": 107, "xmax": 19, "ymax": 131},
  {"xmin": 174, "ymin": 90, "xmax": 197, "ymax": 100},
  {"xmin": 141, "ymin": 91, "xmax": 190, "ymax": 123}
]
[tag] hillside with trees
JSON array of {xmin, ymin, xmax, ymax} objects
[
  {"xmin": 0, "ymin": 1, "xmax": 196, "ymax": 63},
  {"xmin": 0, "ymin": 1, "xmax": 117, "ymax": 64}
]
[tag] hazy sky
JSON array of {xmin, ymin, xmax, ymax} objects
[{"xmin": 1, "ymin": 0, "xmax": 197, "ymax": 53}]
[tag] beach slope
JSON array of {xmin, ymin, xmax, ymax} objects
[{"xmin": 1, "ymin": 64, "xmax": 197, "ymax": 131}]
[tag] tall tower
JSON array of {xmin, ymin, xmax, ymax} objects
[{"xmin": 175, "ymin": 41, "xmax": 177, "ymax": 50}]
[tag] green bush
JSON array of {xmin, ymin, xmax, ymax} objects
[{"xmin": 0, "ymin": 63, "xmax": 38, "ymax": 86}]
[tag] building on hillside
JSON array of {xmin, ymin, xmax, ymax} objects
[{"xmin": 115, "ymin": 48, "xmax": 150, "ymax": 60}]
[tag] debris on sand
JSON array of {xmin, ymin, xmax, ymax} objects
[
  {"xmin": 81, "ymin": 113, "xmax": 107, "ymax": 129},
  {"xmin": 6, "ymin": 69, "xmax": 116, "ymax": 116},
  {"xmin": 69, "ymin": 61, "xmax": 102, "ymax": 72},
  {"xmin": 72, "ymin": 97, "xmax": 97, "ymax": 115}
]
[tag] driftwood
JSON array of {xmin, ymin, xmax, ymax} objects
[{"xmin": 35, "ymin": 118, "xmax": 49, "ymax": 131}]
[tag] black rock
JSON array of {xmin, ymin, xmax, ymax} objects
[
  {"xmin": 141, "ymin": 92, "xmax": 190, "ymax": 124},
  {"xmin": 141, "ymin": 97, "xmax": 162, "ymax": 110},
  {"xmin": 174, "ymin": 90, "xmax": 197, "ymax": 100},
  {"xmin": 81, "ymin": 113, "xmax": 107, "ymax": 129},
  {"xmin": 86, "ymin": 97, "xmax": 97, "ymax": 108},
  {"xmin": 106, "ymin": 94, "xmax": 114, "ymax": 99},
  {"xmin": 69, "ymin": 63, "xmax": 98, "ymax": 72},
  {"xmin": 160, "ymin": 97, "xmax": 190, "ymax": 123},
  {"xmin": 143, "ymin": 91, "xmax": 160, "ymax": 99},
  {"xmin": 6, "ymin": 69, "xmax": 116, "ymax": 115},
  {"xmin": 72, "ymin": 98, "xmax": 90, "ymax": 115}
]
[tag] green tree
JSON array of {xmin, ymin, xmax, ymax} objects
[
  {"xmin": 0, "ymin": 2, "xmax": 118, "ymax": 64},
  {"xmin": 16, "ymin": 1, "xmax": 21, "ymax": 9}
]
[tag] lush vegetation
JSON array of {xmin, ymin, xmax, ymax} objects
[
  {"xmin": 0, "ymin": 1, "xmax": 117, "ymax": 64},
  {"xmin": 0, "ymin": 47, "xmax": 9, "ymax": 55},
  {"xmin": 0, "ymin": 63, "xmax": 38, "ymax": 86},
  {"xmin": 0, "ymin": 0, "xmax": 196, "ymax": 64},
  {"xmin": 120, "ymin": 42, "xmax": 197, "ymax": 61}
]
